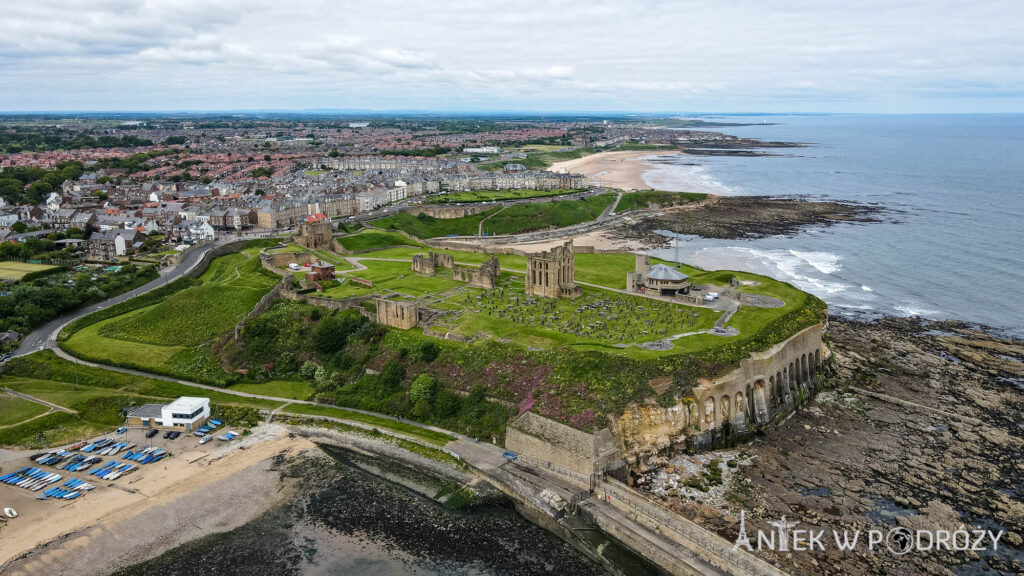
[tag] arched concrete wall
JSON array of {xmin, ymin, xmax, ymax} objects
[{"xmin": 694, "ymin": 323, "xmax": 828, "ymax": 429}]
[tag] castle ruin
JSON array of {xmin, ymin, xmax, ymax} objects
[
  {"xmin": 452, "ymin": 255, "xmax": 500, "ymax": 289},
  {"xmin": 525, "ymin": 240, "xmax": 582, "ymax": 299},
  {"xmin": 294, "ymin": 219, "xmax": 333, "ymax": 250},
  {"xmin": 411, "ymin": 251, "xmax": 454, "ymax": 276},
  {"xmin": 376, "ymin": 298, "xmax": 418, "ymax": 329}
]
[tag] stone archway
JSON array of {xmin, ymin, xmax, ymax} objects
[
  {"xmin": 704, "ymin": 396, "xmax": 716, "ymax": 429},
  {"xmin": 720, "ymin": 395, "xmax": 731, "ymax": 425},
  {"xmin": 790, "ymin": 361, "xmax": 797, "ymax": 385},
  {"xmin": 735, "ymin": 392, "xmax": 746, "ymax": 422},
  {"xmin": 752, "ymin": 380, "xmax": 768, "ymax": 421},
  {"xmin": 746, "ymin": 383, "xmax": 755, "ymax": 423}
]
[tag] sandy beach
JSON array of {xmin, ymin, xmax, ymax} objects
[
  {"xmin": 548, "ymin": 150, "xmax": 678, "ymax": 190},
  {"xmin": 1, "ymin": 424, "xmax": 315, "ymax": 575}
]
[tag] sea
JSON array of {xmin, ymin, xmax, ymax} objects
[{"xmin": 644, "ymin": 114, "xmax": 1024, "ymax": 335}]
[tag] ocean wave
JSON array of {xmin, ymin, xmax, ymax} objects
[
  {"xmin": 641, "ymin": 161, "xmax": 736, "ymax": 195},
  {"xmin": 861, "ymin": 285, "xmax": 874, "ymax": 292},
  {"xmin": 727, "ymin": 246, "xmax": 852, "ymax": 295},
  {"xmin": 788, "ymin": 250, "xmax": 841, "ymax": 274},
  {"xmin": 837, "ymin": 303, "xmax": 875, "ymax": 311},
  {"xmin": 894, "ymin": 304, "xmax": 940, "ymax": 318}
]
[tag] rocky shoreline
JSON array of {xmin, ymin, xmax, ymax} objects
[
  {"xmin": 633, "ymin": 317, "xmax": 1023, "ymax": 575},
  {"xmin": 613, "ymin": 195, "xmax": 884, "ymax": 242}
]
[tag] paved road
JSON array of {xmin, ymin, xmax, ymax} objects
[{"xmin": 12, "ymin": 238, "xmax": 239, "ymax": 358}]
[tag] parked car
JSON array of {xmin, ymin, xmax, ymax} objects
[
  {"xmin": 116, "ymin": 427, "xmax": 127, "ymax": 434},
  {"xmin": 146, "ymin": 429, "xmax": 159, "ymax": 439},
  {"xmin": 162, "ymin": 431, "xmax": 174, "ymax": 439},
  {"xmin": 168, "ymin": 431, "xmax": 181, "ymax": 439}
]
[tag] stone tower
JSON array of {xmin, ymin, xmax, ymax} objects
[
  {"xmin": 635, "ymin": 254, "xmax": 651, "ymax": 274},
  {"xmin": 294, "ymin": 220, "xmax": 333, "ymax": 250},
  {"xmin": 525, "ymin": 240, "xmax": 582, "ymax": 299}
]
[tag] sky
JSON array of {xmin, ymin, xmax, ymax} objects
[{"xmin": 1, "ymin": 0, "xmax": 1022, "ymax": 113}]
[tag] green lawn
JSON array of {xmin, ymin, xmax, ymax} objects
[
  {"xmin": 371, "ymin": 210, "xmax": 498, "ymax": 239},
  {"xmin": 480, "ymin": 194, "xmax": 615, "ymax": 236},
  {"xmin": 373, "ymin": 193, "xmax": 617, "ymax": 239},
  {"xmin": 230, "ymin": 379, "xmax": 314, "ymax": 400},
  {"xmin": 65, "ymin": 310, "xmax": 184, "ymax": 366},
  {"xmin": 336, "ymin": 230, "xmax": 425, "ymax": 252},
  {"xmin": 0, "ymin": 261, "xmax": 57, "ymax": 282},
  {"xmin": 323, "ymin": 260, "xmax": 464, "ymax": 299},
  {"xmin": 60, "ymin": 250, "xmax": 278, "ymax": 383},
  {"xmin": 0, "ymin": 394, "xmax": 50, "ymax": 426},
  {"xmin": 428, "ymin": 189, "xmax": 583, "ymax": 204},
  {"xmin": 266, "ymin": 243, "xmax": 308, "ymax": 254}
]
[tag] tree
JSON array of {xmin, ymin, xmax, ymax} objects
[
  {"xmin": 26, "ymin": 181, "xmax": 52, "ymax": 203},
  {"xmin": 10, "ymin": 221, "xmax": 27, "ymax": 234},
  {"xmin": 312, "ymin": 312, "xmax": 364, "ymax": 355},
  {"xmin": 379, "ymin": 359, "xmax": 405, "ymax": 392},
  {"xmin": 417, "ymin": 341, "xmax": 440, "ymax": 363},
  {"xmin": 434, "ymin": 388, "xmax": 462, "ymax": 419},
  {"xmin": 410, "ymin": 374, "xmax": 438, "ymax": 406},
  {"xmin": 328, "ymin": 148, "xmax": 339, "ymax": 157},
  {"xmin": 300, "ymin": 361, "xmax": 319, "ymax": 381},
  {"xmin": 263, "ymin": 154, "xmax": 271, "ymax": 161}
]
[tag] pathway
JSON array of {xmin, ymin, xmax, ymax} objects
[
  {"xmin": 477, "ymin": 204, "xmax": 509, "ymax": 236},
  {"xmin": 3, "ymin": 388, "xmax": 75, "ymax": 414}
]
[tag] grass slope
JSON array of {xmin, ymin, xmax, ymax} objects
[
  {"xmin": 98, "ymin": 252, "xmax": 276, "ymax": 347},
  {"xmin": 0, "ymin": 351, "xmax": 452, "ymax": 448},
  {"xmin": 0, "ymin": 394, "xmax": 50, "ymax": 426},
  {"xmin": 337, "ymin": 230, "xmax": 426, "ymax": 252}
]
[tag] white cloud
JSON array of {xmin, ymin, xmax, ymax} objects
[{"xmin": 0, "ymin": 0, "xmax": 1021, "ymax": 112}]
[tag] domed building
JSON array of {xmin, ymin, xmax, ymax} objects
[{"xmin": 627, "ymin": 256, "xmax": 691, "ymax": 296}]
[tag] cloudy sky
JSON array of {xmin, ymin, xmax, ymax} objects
[{"xmin": 1, "ymin": 0, "xmax": 1021, "ymax": 113}]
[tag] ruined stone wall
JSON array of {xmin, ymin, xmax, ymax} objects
[
  {"xmin": 432, "ymin": 251, "xmax": 454, "ymax": 269},
  {"xmin": 411, "ymin": 253, "xmax": 435, "ymax": 275},
  {"xmin": 451, "ymin": 255, "xmax": 499, "ymax": 289},
  {"xmin": 506, "ymin": 412, "xmax": 622, "ymax": 476},
  {"xmin": 234, "ymin": 282, "xmax": 284, "ymax": 341},
  {"xmin": 265, "ymin": 251, "xmax": 315, "ymax": 269},
  {"xmin": 376, "ymin": 298, "xmax": 418, "ymax": 329}
]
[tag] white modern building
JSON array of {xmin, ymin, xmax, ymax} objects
[{"xmin": 126, "ymin": 396, "xmax": 211, "ymax": 431}]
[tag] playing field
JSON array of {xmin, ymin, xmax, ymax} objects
[{"xmin": 0, "ymin": 261, "xmax": 56, "ymax": 281}]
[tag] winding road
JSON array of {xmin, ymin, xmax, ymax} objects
[{"xmin": 12, "ymin": 238, "xmax": 243, "ymax": 358}]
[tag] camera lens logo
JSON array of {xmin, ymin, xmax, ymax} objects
[{"xmin": 887, "ymin": 528, "xmax": 914, "ymax": 555}]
